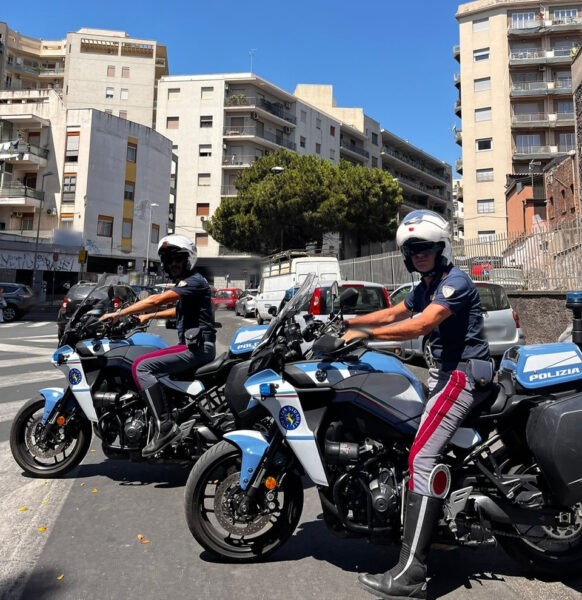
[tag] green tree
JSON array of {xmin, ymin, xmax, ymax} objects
[{"xmin": 206, "ymin": 149, "xmax": 401, "ymax": 255}]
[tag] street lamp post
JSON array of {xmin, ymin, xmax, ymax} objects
[
  {"xmin": 145, "ymin": 203, "xmax": 159, "ymax": 284},
  {"xmin": 31, "ymin": 171, "xmax": 54, "ymax": 296}
]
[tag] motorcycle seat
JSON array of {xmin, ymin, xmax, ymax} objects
[{"xmin": 170, "ymin": 352, "xmax": 233, "ymax": 382}]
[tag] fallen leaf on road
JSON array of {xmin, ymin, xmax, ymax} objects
[
  {"xmin": 57, "ymin": 574, "xmax": 64, "ymax": 581},
  {"xmin": 91, "ymin": 488, "xmax": 98, "ymax": 493},
  {"xmin": 38, "ymin": 526, "xmax": 47, "ymax": 533},
  {"xmin": 137, "ymin": 534, "xmax": 150, "ymax": 544},
  {"xmin": 80, "ymin": 483, "xmax": 86, "ymax": 487},
  {"xmin": 41, "ymin": 499, "xmax": 49, "ymax": 505},
  {"xmin": 19, "ymin": 506, "xmax": 28, "ymax": 512},
  {"xmin": 89, "ymin": 449, "xmax": 96, "ymax": 453}
]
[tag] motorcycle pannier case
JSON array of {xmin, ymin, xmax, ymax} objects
[{"xmin": 526, "ymin": 391, "xmax": 582, "ymax": 506}]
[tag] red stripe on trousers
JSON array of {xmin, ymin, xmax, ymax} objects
[
  {"xmin": 408, "ymin": 370, "xmax": 466, "ymax": 491},
  {"xmin": 131, "ymin": 344, "xmax": 188, "ymax": 390}
]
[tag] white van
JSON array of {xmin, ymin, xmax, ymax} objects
[{"xmin": 255, "ymin": 252, "xmax": 341, "ymax": 323}]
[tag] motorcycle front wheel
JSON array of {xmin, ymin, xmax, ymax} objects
[
  {"xmin": 10, "ymin": 396, "xmax": 93, "ymax": 478},
  {"xmin": 184, "ymin": 440, "xmax": 304, "ymax": 562}
]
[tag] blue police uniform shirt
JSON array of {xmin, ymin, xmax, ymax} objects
[
  {"xmin": 172, "ymin": 272, "xmax": 214, "ymax": 344},
  {"xmin": 404, "ymin": 266, "xmax": 489, "ymax": 368}
]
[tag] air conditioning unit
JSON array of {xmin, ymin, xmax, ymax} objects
[
  {"xmin": 283, "ymin": 126, "xmax": 291, "ymax": 135},
  {"xmin": 284, "ymin": 101, "xmax": 291, "ymax": 110},
  {"xmin": 14, "ymin": 211, "xmax": 23, "ymax": 218},
  {"xmin": 539, "ymin": 65, "xmax": 546, "ymax": 71},
  {"xmin": 250, "ymin": 111, "xmax": 259, "ymax": 120},
  {"xmin": 224, "ymin": 83, "xmax": 229, "ymax": 92},
  {"xmin": 46, "ymin": 207, "xmax": 57, "ymax": 215}
]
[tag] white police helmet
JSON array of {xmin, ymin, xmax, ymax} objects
[{"xmin": 157, "ymin": 234, "xmax": 198, "ymax": 273}]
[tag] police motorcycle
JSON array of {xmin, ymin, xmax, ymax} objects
[
  {"xmin": 10, "ymin": 275, "xmax": 268, "ymax": 478},
  {"xmin": 184, "ymin": 274, "xmax": 582, "ymax": 577}
]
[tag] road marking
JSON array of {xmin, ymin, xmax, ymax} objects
[
  {"xmin": 0, "ymin": 399, "xmax": 32, "ymax": 422},
  {"xmin": 0, "ymin": 343, "xmax": 50, "ymax": 357},
  {"xmin": 0, "ymin": 356, "xmax": 50, "ymax": 370},
  {"xmin": 0, "ymin": 439, "xmax": 76, "ymax": 600},
  {"xmin": 1, "ymin": 370, "xmax": 64, "ymax": 388}
]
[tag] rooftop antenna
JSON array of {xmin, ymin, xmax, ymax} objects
[{"xmin": 249, "ymin": 48, "xmax": 256, "ymax": 73}]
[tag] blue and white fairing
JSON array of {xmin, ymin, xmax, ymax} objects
[
  {"xmin": 500, "ymin": 342, "xmax": 582, "ymax": 389},
  {"xmin": 229, "ymin": 325, "xmax": 269, "ymax": 356}
]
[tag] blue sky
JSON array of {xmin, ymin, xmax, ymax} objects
[{"xmin": 3, "ymin": 0, "xmax": 463, "ymax": 168}]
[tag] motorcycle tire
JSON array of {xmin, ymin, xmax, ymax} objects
[
  {"xmin": 494, "ymin": 463, "xmax": 582, "ymax": 577},
  {"xmin": 10, "ymin": 396, "xmax": 93, "ymax": 478},
  {"xmin": 184, "ymin": 440, "xmax": 304, "ymax": 562}
]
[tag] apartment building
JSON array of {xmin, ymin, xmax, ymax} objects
[
  {"xmin": 156, "ymin": 74, "xmax": 452, "ymax": 286},
  {"xmin": 0, "ymin": 23, "xmax": 168, "ymax": 128},
  {"xmin": 0, "ymin": 90, "xmax": 172, "ymax": 282},
  {"xmin": 455, "ymin": 0, "xmax": 582, "ymax": 239}
]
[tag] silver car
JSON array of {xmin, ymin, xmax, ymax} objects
[
  {"xmin": 234, "ymin": 289, "xmax": 259, "ymax": 318},
  {"xmin": 389, "ymin": 281, "xmax": 526, "ymax": 366}
]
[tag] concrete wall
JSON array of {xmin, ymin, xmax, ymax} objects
[{"xmin": 508, "ymin": 291, "xmax": 571, "ymax": 343}]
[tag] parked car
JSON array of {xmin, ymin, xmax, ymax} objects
[
  {"xmin": 56, "ymin": 281, "xmax": 138, "ymax": 342},
  {"xmin": 212, "ymin": 288, "xmax": 243, "ymax": 311},
  {"xmin": 388, "ymin": 280, "xmax": 526, "ymax": 366},
  {"xmin": 0, "ymin": 282, "xmax": 37, "ymax": 322},
  {"xmin": 131, "ymin": 285, "xmax": 157, "ymax": 298},
  {"xmin": 234, "ymin": 289, "xmax": 258, "ymax": 318}
]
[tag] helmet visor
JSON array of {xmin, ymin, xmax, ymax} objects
[{"xmin": 401, "ymin": 241, "xmax": 441, "ymax": 258}]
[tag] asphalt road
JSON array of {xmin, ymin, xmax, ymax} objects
[{"xmin": 0, "ymin": 311, "xmax": 581, "ymax": 600}]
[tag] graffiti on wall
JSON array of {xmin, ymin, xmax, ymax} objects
[{"xmin": 0, "ymin": 251, "xmax": 78, "ymax": 272}]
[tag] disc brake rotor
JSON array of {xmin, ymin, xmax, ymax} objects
[
  {"xmin": 26, "ymin": 417, "xmax": 70, "ymax": 459},
  {"xmin": 541, "ymin": 503, "xmax": 582, "ymax": 541},
  {"xmin": 214, "ymin": 472, "xmax": 270, "ymax": 535}
]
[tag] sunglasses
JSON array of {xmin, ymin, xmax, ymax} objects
[{"xmin": 402, "ymin": 241, "xmax": 439, "ymax": 258}]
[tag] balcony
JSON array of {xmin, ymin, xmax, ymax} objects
[
  {"xmin": 0, "ymin": 141, "xmax": 49, "ymax": 166},
  {"xmin": 381, "ymin": 145, "xmax": 450, "ymax": 184},
  {"xmin": 455, "ymin": 158, "xmax": 463, "ymax": 174},
  {"xmin": 513, "ymin": 145, "xmax": 561, "ymax": 160},
  {"xmin": 454, "ymin": 99, "xmax": 461, "ymax": 117},
  {"xmin": 511, "ymin": 113, "xmax": 552, "ymax": 127},
  {"xmin": 453, "ymin": 44, "xmax": 460, "ymax": 62},
  {"xmin": 0, "ymin": 183, "xmax": 43, "ymax": 207},
  {"xmin": 222, "ymin": 126, "xmax": 296, "ymax": 151},
  {"xmin": 510, "ymin": 79, "xmax": 573, "ymax": 97},
  {"xmin": 453, "ymin": 72, "xmax": 461, "ymax": 88},
  {"xmin": 222, "ymin": 153, "xmax": 257, "ymax": 168},
  {"xmin": 454, "ymin": 129, "xmax": 462, "ymax": 146},
  {"xmin": 339, "ymin": 140, "xmax": 369, "ymax": 161},
  {"xmin": 509, "ymin": 48, "xmax": 574, "ymax": 67},
  {"xmin": 224, "ymin": 95, "xmax": 296, "ymax": 125},
  {"xmin": 221, "ymin": 185, "xmax": 238, "ymax": 196}
]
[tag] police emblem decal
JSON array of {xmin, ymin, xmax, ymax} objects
[
  {"xmin": 441, "ymin": 285, "xmax": 455, "ymax": 298},
  {"xmin": 69, "ymin": 368, "xmax": 83, "ymax": 385},
  {"xmin": 279, "ymin": 405, "xmax": 301, "ymax": 431}
]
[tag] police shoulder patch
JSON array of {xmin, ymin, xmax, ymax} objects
[
  {"xmin": 441, "ymin": 285, "xmax": 455, "ymax": 298},
  {"xmin": 177, "ymin": 280, "xmax": 188, "ymax": 287}
]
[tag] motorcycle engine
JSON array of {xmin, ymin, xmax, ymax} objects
[
  {"xmin": 368, "ymin": 468, "xmax": 399, "ymax": 514},
  {"xmin": 124, "ymin": 410, "xmax": 147, "ymax": 447}
]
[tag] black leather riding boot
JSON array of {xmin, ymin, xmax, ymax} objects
[
  {"xmin": 141, "ymin": 383, "xmax": 180, "ymax": 457},
  {"xmin": 358, "ymin": 491, "xmax": 442, "ymax": 600}
]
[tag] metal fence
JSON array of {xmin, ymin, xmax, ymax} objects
[{"xmin": 339, "ymin": 223, "xmax": 582, "ymax": 292}]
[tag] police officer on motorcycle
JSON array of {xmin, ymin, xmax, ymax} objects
[
  {"xmin": 343, "ymin": 210, "xmax": 490, "ymax": 600},
  {"xmin": 101, "ymin": 234, "xmax": 216, "ymax": 457}
]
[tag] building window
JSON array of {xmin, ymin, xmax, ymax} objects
[
  {"xmin": 315, "ymin": 143, "xmax": 321, "ymax": 154},
  {"xmin": 195, "ymin": 232, "xmax": 209, "ymax": 246},
  {"xmin": 60, "ymin": 218, "xmax": 74, "ymax": 229},
  {"xmin": 65, "ymin": 132, "xmax": 80, "ymax": 163},
  {"xmin": 121, "ymin": 66, "xmax": 130, "ymax": 78},
  {"xmin": 62, "ymin": 175, "xmax": 76, "ymax": 202},
  {"xmin": 516, "ymin": 133, "xmax": 541, "ymax": 153},
  {"xmin": 478, "ymin": 230, "xmax": 496, "ymax": 242},
  {"xmin": 104, "ymin": 109, "xmax": 113, "ymax": 115},
  {"xmin": 120, "ymin": 88, "xmax": 129, "ymax": 100},
  {"xmin": 201, "ymin": 86, "xmax": 214, "ymax": 100},
  {"xmin": 512, "ymin": 11, "xmax": 537, "ymax": 29},
  {"xmin": 97, "ymin": 215, "xmax": 113, "ymax": 237},
  {"xmin": 559, "ymin": 132, "xmax": 575, "ymax": 151},
  {"xmin": 119, "ymin": 110, "xmax": 127, "ymax": 119},
  {"xmin": 330, "ymin": 125, "xmax": 336, "ymax": 137},
  {"xmin": 476, "ymin": 138, "xmax": 492, "ymax": 151},
  {"xmin": 107, "ymin": 65, "xmax": 115, "ymax": 77},
  {"xmin": 21, "ymin": 214, "xmax": 34, "ymax": 231},
  {"xmin": 168, "ymin": 88, "xmax": 180, "ymax": 100},
  {"xmin": 371, "ymin": 156, "xmax": 378, "ymax": 168},
  {"xmin": 475, "ymin": 107, "xmax": 492, "ymax": 122},
  {"xmin": 473, "ymin": 48, "xmax": 490, "ymax": 62},
  {"xmin": 151, "ymin": 224, "xmax": 159, "ymax": 244},
  {"xmin": 315, "ymin": 118, "xmax": 321, "ymax": 129},
  {"xmin": 371, "ymin": 132, "xmax": 378, "ymax": 146},
  {"xmin": 473, "ymin": 18, "xmax": 489, "ymax": 32},
  {"xmin": 105, "ymin": 87, "xmax": 114, "ymax": 99},
  {"xmin": 553, "ymin": 8, "xmax": 578, "ymax": 20},
  {"xmin": 477, "ymin": 199, "xmax": 495, "ymax": 213},
  {"xmin": 124, "ymin": 182, "xmax": 135, "ymax": 201},
  {"xmin": 198, "ymin": 173, "xmax": 211, "ymax": 186},
  {"xmin": 200, "ymin": 115, "xmax": 213, "ymax": 128},
  {"xmin": 122, "ymin": 218, "xmax": 133, "ymax": 239},
  {"xmin": 300, "ymin": 110, "xmax": 307, "ymax": 123},
  {"xmin": 197, "ymin": 203, "xmax": 210, "ymax": 216},
  {"xmin": 166, "ymin": 116, "xmax": 179, "ymax": 129},
  {"xmin": 127, "ymin": 142, "xmax": 137, "ymax": 163},
  {"xmin": 474, "ymin": 77, "xmax": 491, "ymax": 92},
  {"xmin": 476, "ymin": 168, "xmax": 494, "ymax": 182},
  {"xmin": 300, "ymin": 136, "xmax": 306, "ymax": 148},
  {"xmin": 199, "ymin": 144, "xmax": 212, "ymax": 157}
]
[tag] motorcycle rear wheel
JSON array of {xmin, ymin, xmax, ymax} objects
[
  {"xmin": 184, "ymin": 440, "xmax": 304, "ymax": 562},
  {"xmin": 10, "ymin": 396, "xmax": 93, "ymax": 478},
  {"xmin": 495, "ymin": 463, "xmax": 582, "ymax": 577}
]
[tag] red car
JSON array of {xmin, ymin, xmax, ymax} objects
[{"xmin": 211, "ymin": 288, "xmax": 243, "ymax": 310}]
